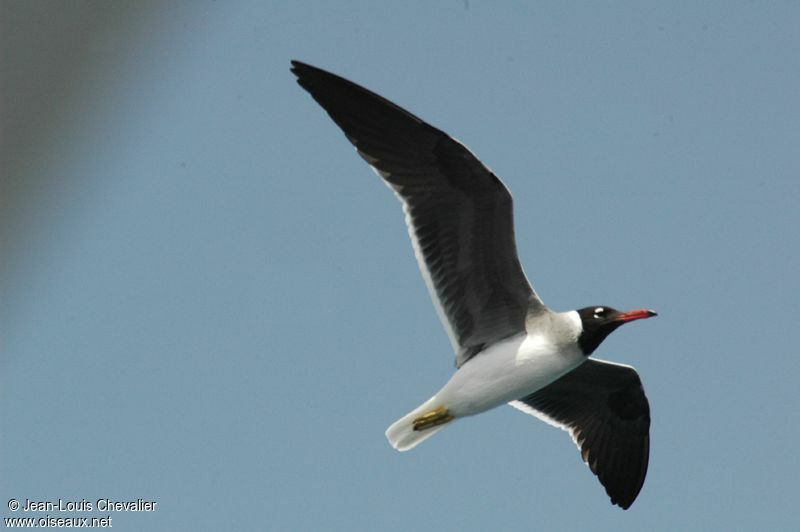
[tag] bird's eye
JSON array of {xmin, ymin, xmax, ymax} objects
[{"xmin": 593, "ymin": 307, "xmax": 605, "ymax": 318}]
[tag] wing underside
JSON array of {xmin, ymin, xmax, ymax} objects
[
  {"xmin": 291, "ymin": 61, "xmax": 547, "ymax": 366},
  {"xmin": 510, "ymin": 358, "xmax": 650, "ymax": 509}
]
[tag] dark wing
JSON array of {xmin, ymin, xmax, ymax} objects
[
  {"xmin": 510, "ymin": 359, "xmax": 650, "ymax": 509},
  {"xmin": 291, "ymin": 61, "xmax": 546, "ymax": 367}
]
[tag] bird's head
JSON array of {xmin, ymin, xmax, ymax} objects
[{"xmin": 576, "ymin": 306, "xmax": 657, "ymax": 355}]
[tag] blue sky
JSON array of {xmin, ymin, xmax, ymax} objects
[{"xmin": 2, "ymin": 2, "xmax": 799, "ymax": 530}]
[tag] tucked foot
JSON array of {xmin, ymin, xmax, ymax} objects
[{"xmin": 412, "ymin": 406, "xmax": 453, "ymax": 431}]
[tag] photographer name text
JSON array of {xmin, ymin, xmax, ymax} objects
[{"xmin": 18, "ymin": 499, "xmax": 156, "ymax": 512}]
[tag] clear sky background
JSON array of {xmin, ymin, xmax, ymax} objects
[{"xmin": 2, "ymin": 1, "xmax": 799, "ymax": 530}]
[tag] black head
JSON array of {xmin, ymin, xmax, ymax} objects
[{"xmin": 576, "ymin": 306, "xmax": 657, "ymax": 355}]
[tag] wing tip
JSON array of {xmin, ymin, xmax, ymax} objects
[
  {"xmin": 290, "ymin": 59, "xmax": 319, "ymax": 87},
  {"xmin": 289, "ymin": 58, "xmax": 310, "ymax": 72}
]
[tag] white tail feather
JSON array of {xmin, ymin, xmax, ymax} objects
[{"xmin": 385, "ymin": 397, "xmax": 452, "ymax": 451}]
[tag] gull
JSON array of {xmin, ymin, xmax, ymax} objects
[{"xmin": 291, "ymin": 61, "xmax": 656, "ymax": 509}]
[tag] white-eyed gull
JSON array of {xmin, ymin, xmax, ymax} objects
[{"xmin": 291, "ymin": 61, "xmax": 656, "ymax": 510}]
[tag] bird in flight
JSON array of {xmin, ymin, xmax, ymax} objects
[{"xmin": 291, "ymin": 60, "xmax": 656, "ymax": 510}]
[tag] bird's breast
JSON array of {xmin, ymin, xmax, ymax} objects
[{"xmin": 436, "ymin": 333, "xmax": 585, "ymax": 417}]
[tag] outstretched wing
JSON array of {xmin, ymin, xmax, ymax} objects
[
  {"xmin": 292, "ymin": 61, "xmax": 546, "ymax": 367},
  {"xmin": 510, "ymin": 358, "xmax": 650, "ymax": 509}
]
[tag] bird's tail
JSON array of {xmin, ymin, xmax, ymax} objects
[{"xmin": 385, "ymin": 396, "xmax": 454, "ymax": 451}]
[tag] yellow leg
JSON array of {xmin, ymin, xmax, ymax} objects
[{"xmin": 412, "ymin": 406, "xmax": 453, "ymax": 431}]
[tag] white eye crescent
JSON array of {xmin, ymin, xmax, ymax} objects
[{"xmin": 593, "ymin": 307, "xmax": 605, "ymax": 318}]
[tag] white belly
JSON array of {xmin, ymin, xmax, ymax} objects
[{"xmin": 434, "ymin": 332, "xmax": 585, "ymax": 417}]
